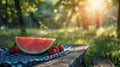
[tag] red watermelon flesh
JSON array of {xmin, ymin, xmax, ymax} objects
[{"xmin": 16, "ymin": 37, "xmax": 55, "ymax": 54}]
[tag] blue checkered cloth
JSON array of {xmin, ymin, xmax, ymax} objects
[{"xmin": 0, "ymin": 45, "xmax": 75, "ymax": 67}]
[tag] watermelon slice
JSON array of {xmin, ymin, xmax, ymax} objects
[{"xmin": 16, "ymin": 37, "xmax": 55, "ymax": 55}]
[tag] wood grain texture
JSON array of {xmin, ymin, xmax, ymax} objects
[{"xmin": 33, "ymin": 45, "xmax": 89, "ymax": 67}]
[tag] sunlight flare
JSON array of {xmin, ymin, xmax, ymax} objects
[
  {"xmin": 91, "ymin": 0, "xmax": 102, "ymax": 8},
  {"xmin": 88, "ymin": 0, "xmax": 104, "ymax": 10}
]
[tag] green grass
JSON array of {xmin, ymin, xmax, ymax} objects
[
  {"xmin": 0, "ymin": 28, "xmax": 41, "ymax": 37},
  {"xmin": 0, "ymin": 26, "xmax": 120, "ymax": 66}
]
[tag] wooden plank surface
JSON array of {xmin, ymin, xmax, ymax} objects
[
  {"xmin": 94, "ymin": 58, "xmax": 115, "ymax": 67},
  {"xmin": 33, "ymin": 45, "xmax": 89, "ymax": 67}
]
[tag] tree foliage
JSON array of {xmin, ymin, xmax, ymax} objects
[{"xmin": 0, "ymin": 0, "xmax": 119, "ymax": 33}]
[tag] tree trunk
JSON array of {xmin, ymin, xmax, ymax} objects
[
  {"xmin": 66, "ymin": 8, "xmax": 75, "ymax": 27},
  {"xmin": 66, "ymin": 0, "xmax": 80, "ymax": 27},
  {"xmin": 14, "ymin": 0, "xmax": 26, "ymax": 34},
  {"xmin": 5, "ymin": 0, "xmax": 8, "ymax": 28},
  {"xmin": 81, "ymin": 7, "xmax": 88, "ymax": 30},
  {"xmin": 29, "ymin": 12, "xmax": 39, "ymax": 28},
  {"xmin": 117, "ymin": 0, "xmax": 120, "ymax": 38},
  {"xmin": 76, "ymin": 16, "xmax": 81, "ymax": 28},
  {"xmin": 0, "ymin": 0, "xmax": 2, "ymax": 26},
  {"xmin": 95, "ymin": 10, "xmax": 100, "ymax": 29}
]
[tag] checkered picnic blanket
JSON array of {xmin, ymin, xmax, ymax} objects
[{"xmin": 0, "ymin": 45, "xmax": 75, "ymax": 67}]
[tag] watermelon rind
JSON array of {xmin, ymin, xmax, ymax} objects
[{"xmin": 16, "ymin": 37, "xmax": 56, "ymax": 55}]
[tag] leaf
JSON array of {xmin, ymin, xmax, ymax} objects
[{"xmin": 8, "ymin": 41, "xmax": 16, "ymax": 49}]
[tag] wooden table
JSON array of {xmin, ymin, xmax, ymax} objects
[{"xmin": 33, "ymin": 45, "xmax": 89, "ymax": 67}]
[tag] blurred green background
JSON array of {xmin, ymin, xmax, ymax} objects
[{"xmin": 0, "ymin": 0, "xmax": 120, "ymax": 66}]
